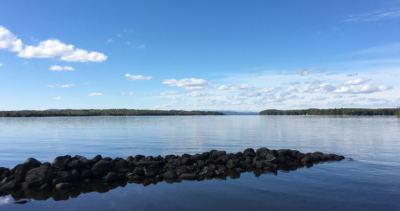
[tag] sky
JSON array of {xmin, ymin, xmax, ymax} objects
[{"xmin": 0, "ymin": 0, "xmax": 399, "ymax": 111}]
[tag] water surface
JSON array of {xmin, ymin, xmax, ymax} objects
[{"xmin": 0, "ymin": 116, "xmax": 399, "ymax": 210}]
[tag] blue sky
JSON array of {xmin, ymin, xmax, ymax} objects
[{"xmin": 0, "ymin": 0, "xmax": 399, "ymax": 111}]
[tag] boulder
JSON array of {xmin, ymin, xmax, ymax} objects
[
  {"xmin": 70, "ymin": 169, "xmax": 80, "ymax": 181},
  {"xmin": 215, "ymin": 155, "xmax": 230, "ymax": 165},
  {"xmin": 243, "ymin": 148, "xmax": 256, "ymax": 157},
  {"xmin": 181, "ymin": 157, "xmax": 194, "ymax": 166},
  {"xmin": 91, "ymin": 161, "xmax": 114, "ymax": 178},
  {"xmin": 132, "ymin": 166, "xmax": 144, "ymax": 176},
  {"xmin": 0, "ymin": 177, "xmax": 13, "ymax": 186},
  {"xmin": 163, "ymin": 170, "xmax": 178, "ymax": 179},
  {"xmin": 210, "ymin": 151, "xmax": 226, "ymax": 160},
  {"xmin": 104, "ymin": 172, "xmax": 125, "ymax": 183},
  {"xmin": 1, "ymin": 180, "xmax": 20, "ymax": 190},
  {"xmin": 79, "ymin": 169, "xmax": 93, "ymax": 180},
  {"xmin": 301, "ymin": 156, "xmax": 311, "ymax": 164},
  {"xmin": 67, "ymin": 158, "xmax": 82, "ymax": 170},
  {"xmin": 256, "ymin": 161, "xmax": 265, "ymax": 169},
  {"xmin": 143, "ymin": 165, "xmax": 159, "ymax": 177},
  {"xmin": 115, "ymin": 160, "xmax": 129, "ymax": 169},
  {"xmin": 92, "ymin": 155, "xmax": 103, "ymax": 162},
  {"xmin": 24, "ymin": 158, "xmax": 42, "ymax": 169},
  {"xmin": 25, "ymin": 166, "xmax": 53, "ymax": 187},
  {"xmin": 56, "ymin": 182, "xmax": 72, "ymax": 191},
  {"xmin": 53, "ymin": 171, "xmax": 72, "ymax": 185},
  {"xmin": 15, "ymin": 164, "xmax": 28, "ymax": 182},
  {"xmin": 226, "ymin": 159, "xmax": 240, "ymax": 169},
  {"xmin": 52, "ymin": 155, "xmax": 71, "ymax": 171}
]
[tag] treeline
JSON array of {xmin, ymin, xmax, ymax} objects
[
  {"xmin": 259, "ymin": 108, "xmax": 400, "ymax": 116},
  {"xmin": 0, "ymin": 109, "xmax": 224, "ymax": 117}
]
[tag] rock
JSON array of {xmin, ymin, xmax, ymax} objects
[
  {"xmin": 24, "ymin": 158, "xmax": 42, "ymax": 169},
  {"xmin": 256, "ymin": 161, "xmax": 265, "ymax": 169},
  {"xmin": 126, "ymin": 156, "xmax": 134, "ymax": 162},
  {"xmin": 25, "ymin": 166, "xmax": 53, "ymax": 187},
  {"xmin": 67, "ymin": 158, "xmax": 82, "ymax": 170},
  {"xmin": 215, "ymin": 155, "xmax": 230, "ymax": 165},
  {"xmin": 163, "ymin": 170, "xmax": 178, "ymax": 179},
  {"xmin": 186, "ymin": 165, "xmax": 196, "ymax": 173},
  {"xmin": 310, "ymin": 154, "xmax": 321, "ymax": 162},
  {"xmin": 243, "ymin": 148, "xmax": 256, "ymax": 157},
  {"xmin": 226, "ymin": 159, "xmax": 240, "ymax": 169},
  {"xmin": 115, "ymin": 160, "xmax": 129, "ymax": 169},
  {"xmin": 301, "ymin": 156, "xmax": 311, "ymax": 164},
  {"xmin": 334, "ymin": 155, "xmax": 345, "ymax": 161},
  {"xmin": 144, "ymin": 165, "xmax": 159, "ymax": 177},
  {"xmin": 116, "ymin": 168, "xmax": 131, "ymax": 174},
  {"xmin": 91, "ymin": 160, "xmax": 114, "ymax": 178},
  {"xmin": 210, "ymin": 151, "xmax": 226, "ymax": 160},
  {"xmin": 52, "ymin": 155, "xmax": 71, "ymax": 171},
  {"xmin": 56, "ymin": 182, "xmax": 72, "ymax": 191},
  {"xmin": 40, "ymin": 183, "xmax": 52, "ymax": 191},
  {"xmin": 0, "ymin": 177, "xmax": 13, "ymax": 186},
  {"xmin": 70, "ymin": 169, "xmax": 80, "ymax": 181},
  {"xmin": 296, "ymin": 153, "xmax": 305, "ymax": 161},
  {"xmin": 41, "ymin": 162, "xmax": 52, "ymax": 168},
  {"xmin": 197, "ymin": 160, "xmax": 205, "ymax": 168},
  {"xmin": 15, "ymin": 164, "xmax": 28, "ymax": 182},
  {"xmin": 104, "ymin": 172, "xmax": 126, "ymax": 183},
  {"xmin": 181, "ymin": 157, "xmax": 194, "ymax": 166},
  {"xmin": 92, "ymin": 155, "xmax": 103, "ymax": 162},
  {"xmin": 256, "ymin": 147, "xmax": 269, "ymax": 157},
  {"xmin": 1, "ymin": 180, "xmax": 20, "ymax": 190},
  {"xmin": 132, "ymin": 166, "xmax": 144, "ymax": 176},
  {"xmin": 53, "ymin": 171, "xmax": 72, "ymax": 185},
  {"xmin": 79, "ymin": 169, "xmax": 93, "ymax": 180},
  {"xmin": 180, "ymin": 173, "xmax": 197, "ymax": 180}
]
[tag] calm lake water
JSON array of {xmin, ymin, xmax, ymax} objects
[{"xmin": 0, "ymin": 116, "xmax": 399, "ymax": 210}]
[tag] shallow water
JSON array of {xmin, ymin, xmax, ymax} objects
[{"xmin": 0, "ymin": 116, "xmax": 399, "ymax": 210}]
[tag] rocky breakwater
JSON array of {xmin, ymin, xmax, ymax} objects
[{"xmin": 0, "ymin": 148, "xmax": 345, "ymax": 198}]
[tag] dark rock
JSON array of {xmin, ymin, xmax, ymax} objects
[
  {"xmin": 56, "ymin": 182, "xmax": 72, "ymax": 191},
  {"xmin": 52, "ymin": 155, "xmax": 71, "ymax": 171},
  {"xmin": 103, "ymin": 157, "xmax": 112, "ymax": 162},
  {"xmin": 41, "ymin": 162, "xmax": 51, "ymax": 168},
  {"xmin": 115, "ymin": 160, "xmax": 129, "ymax": 169},
  {"xmin": 79, "ymin": 169, "xmax": 93, "ymax": 180},
  {"xmin": 111, "ymin": 157, "xmax": 124, "ymax": 166},
  {"xmin": 186, "ymin": 165, "xmax": 196, "ymax": 173},
  {"xmin": 226, "ymin": 159, "xmax": 240, "ymax": 169},
  {"xmin": 296, "ymin": 153, "xmax": 306, "ymax": 161},
  {"xmin": 227, "ymin": 153, "xmax": 237, "ymax": 159},
  {"xmin": 0, "ymin": 177, "xmax": 13, "ymax": 186},
  {"xmin": 180, "ymin": 173, "xmax": 197, "ymax": 180},
  {"xmin": 1, "ymin": 180, "xmax": 20, "ymax": 190},
  {"xmin": 256, "ymin": 147, "xmax": 269, "ymax": 157},
  {"xmin": 202, "ymin": 152, "xmax": 210, "ymax": 159},
  {"xmin": 68, "ymin": 158, "xmax": 82, "ymax": 170},
  {"xmin": 215, "ymin": 155, "xmax": 230, "ymax": 165},
  {"xmin": 244, "ymin": 156, "xmax": 253, "ymax": 163},
  {"xmin": 53, "ymin": 171, "xmax": 72, "ymax": 185},
  {"xmin": 163, "ymin": 170, "xmax": 178, "ymax": 179},
  {"xmin": 15, "ymin": 164, "xmax": 28, "ymax": 182},
  {"xmin": 128, "ymin": 162, "xmax": 136, "ymax": 170},
  {"xmin": 116, "ymin": 168, "xmax": 131, "ymax": 174},
  {"xmin": 70, "ymin": 169, "xmax": 80, "ymax": 181},
  {"xmin": 104, "ymin": 172, "xmax": 126, "ymax": 183},
  {"xmin": 301, "ymin": 156, "xmax": 311, "ymax": 164},
  {"xmin": 256, "ymin": 161, "xmax": 265, "ymax": 169},
  {"xmin": 181, "ymin": 157, "xmax": 194, "ymax": 166},
  {"xmin": 132, "ymin": 166, "xmax": 144, "ymax": 176},
  {"xmin": 126, "ymin": 156, "xmax": 134, "ymax": 162},
  {"xmin": 25, "ymin": 165, "xmax": 53, "ymax": 187},
  {"xmin": 166, "ymin": 159, "xmax": 181, "ymax": 169},
  {"xmin": 91, "ymin": 160, "xmax": 114, "ymax": 178},
  {"xmin": 92, "ymin": 155, "xmax": 103, "ymax": 162},
  {"xmin": 310, "ymin": 154, "xmax": 321, "ymax": 162},
  {"xmin": 40, "ymin": 183, "xmax": 52, "ymax": 191},
  {"xmin": 334, "ymin": 155, "xmax": 345, "ymax": 161},
  {"xmin": 210, "ymin": 150, "xmax": 226, "ymax": 160},
  {"xmin": 24, "ymin": 158, "xmax": 42, "ymax": 169},
  {"xmin": 236, "ymin": 152, "xmax": 243, "ymax": 157}
]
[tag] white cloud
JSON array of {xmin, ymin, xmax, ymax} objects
[
  {"xmin": 166, "ymin": 96, "xmax": 176, "ymax": 100},
  {"xmin": 107, "ymin": 39, "xmax": 113, "ymax": 43},
  {"xmin": 18, "ymin": 39, "xmax": 107, "ymax": 62},
  {"xmin": 49, "ymin": 65, "xmax": 75, "ymax": 71},
  {"xmin": 0, "ymin": 26, "xmax": 23, "ymax": 52},
  {"xmin": 240, "ymin": 87, "xmax": 274, "ymax": 97},
  {"xmin": 162, "ymin": 78, "xmax": 208, "ymax": 90},
  {"xmin": 0, "ymin": 63, "xmax": 2, "ymax": 66},
  {"xmin": 187, "ymin": 92, "xmax": 210, "ymax": 97},
  {"xmin": 48, "ymin": 84, "xmax": 74, "ymax": 88},
  {"xmin": 312, "ymin": 96, "xmax": 329, "ymax": 101},
  {"xmin": 345, "ymin": 8, "xmax": 400, "ymax": 22},
  {"xmin": 89, "ymin": 93, "xmax": 103, "ymax": 96},
  {"xmin": 288, "ymin": 83, "xmax": 336, "ymax": 93},
  {"xmin": 160, "ymin": 90, "xmax": 181, "ymax": 95},
  {"xmin": 279, "ymin": 71, "xmax": 286, "ymax": 75},
  {"xmin": 333, "ymin": 95, "xmax": 343, "ymax": 98},
  {"xmin": 346, "ymin": 73, "xmax": 358, "ymax": 77},
  {"xmin": 54, "ymin": 96, "xmax": 61, "ymax": 100},
  {"xmin": 217, "ymin": 84, "xmax": 252, "ymax": 90},
  {"xmin": 137, "ymin": 44, "xmax": 145, "ymax": 49},
  {"xmin": 121, "ymin": 92, "xmax": 135, "ymax": 96},
  {"xmin": 333, "ymin": 84, "xmax": 393, "ymax": 94},
  {"xmin": 125, "ymin": 74, "xmax": 153, "ymax": 81},
  {"xmin": 293, "ymin": 68, "xmax": 326, "ymax": 76},
  {"xmin": 343, "ymin": 78, "xmax": 370, "ymax": 85}
]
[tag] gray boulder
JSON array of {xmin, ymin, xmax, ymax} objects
[
  {"xmin": 24, "ymin": 158, "xmax": 42, "ymax": 169},
  {"xmin": 163, "ymin": 170, "xmax": 178, "ymax": 179},
  {"xmin": 143, "ymin": 165, "xmax": 159, "ymax": 177},
  {"xmin": 25, "ymin": 166, "xmax": 53, "ymax": 187},
  {"xmin": 210, "ymin": 151, "xmax": 226, "ymax": 160},
  {"xmin": 226, "ymin": 159, "xmax": 240, "ymax": 169},
  {"xmin": 67, "ymin": 158, "xmax": 82, "ymax": 170},
  {"xmin": 91, "ymin": 160, "xmax": 114, "ymax": 178},
  {"xmin": 15, "ymin": 164, "xmax": 29, "ymax": 182},
  {"xmin": 52, "ymin": 155, "xmax": 71, "ymax": 171}
]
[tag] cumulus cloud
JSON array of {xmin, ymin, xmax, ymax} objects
[
  {"xmin": 88, "ymin": 93, "xmax": 103, "ymax": 96},
  {"xmin": 49, "ymin": 65, "xmax": 75, "ymax": 71},
  {"xmin": 343, "ymin": 78, "xmax": 370, "ymax": 85},
  {"xmin": 217, "ymin": 84, "xmax": 252, "ymax": 90},
  {"xmin": 333, "ymin": 84, "xmax": 393, "ymax": 94},
  {"xmin": 287, "ymin": 83, "xmax": 336, "ymax": 93},
  {"xmin": 160, "ymin": 90, "xmax": 181, "ymax": 95},
  {"xmin": 47, "ymin": 84, "xmax": 74, "ymax": 88},
  {"xmin": 162, "ymin": 78, "xmax": 208, "ymax": 90},
  {"xmin": 293, "ymin": 67, "xmax": 326, "ymax": 76},
  {"xmin": 312, "ymin": 96, "xmax": 329, "ymax": 101},
  {"xmin": 0, "ymin": 26, "xmax": 107, "ymax": 62},
  {"xmin": 0, "ymin": 26, "xmax": 23, "ymax": 52},
  {"xmin": 54, "ymin": 96, "xmax": 61, "ymax": 100},
  {"xmin": 121, "ymin": 92, "xmax": 134, "ymax": 96},
  {"xmin": 187, "ymin": 92, "xmax": 211, "ymax": 97},
  {"xmin": 240, "ymin": 87, "xmax": 274, "ymax": 97},
  {"xmin": 125, "ymin": 74, "xmax": 153, "ymax": 81}
]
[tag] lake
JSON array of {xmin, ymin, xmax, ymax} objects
[{"xmin": 0, "ymin": 116, "xmax": 399, "ymax": 210}]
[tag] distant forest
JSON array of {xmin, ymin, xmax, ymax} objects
[
  {"xmin": 0, "ymin": 109, "xmax": 224, "ymax": 117},
  {"xmin": 259, "ymin": 108, "xmax": 400, "ymax": 116}
]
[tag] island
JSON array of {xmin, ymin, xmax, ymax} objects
[
  {"xmin": 0, "ymin": 109, "xmax": 224, "ymax": 117},
  {"xmin": 259, "ymin": 108, "xmax": 400, "ymax": 116}
]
